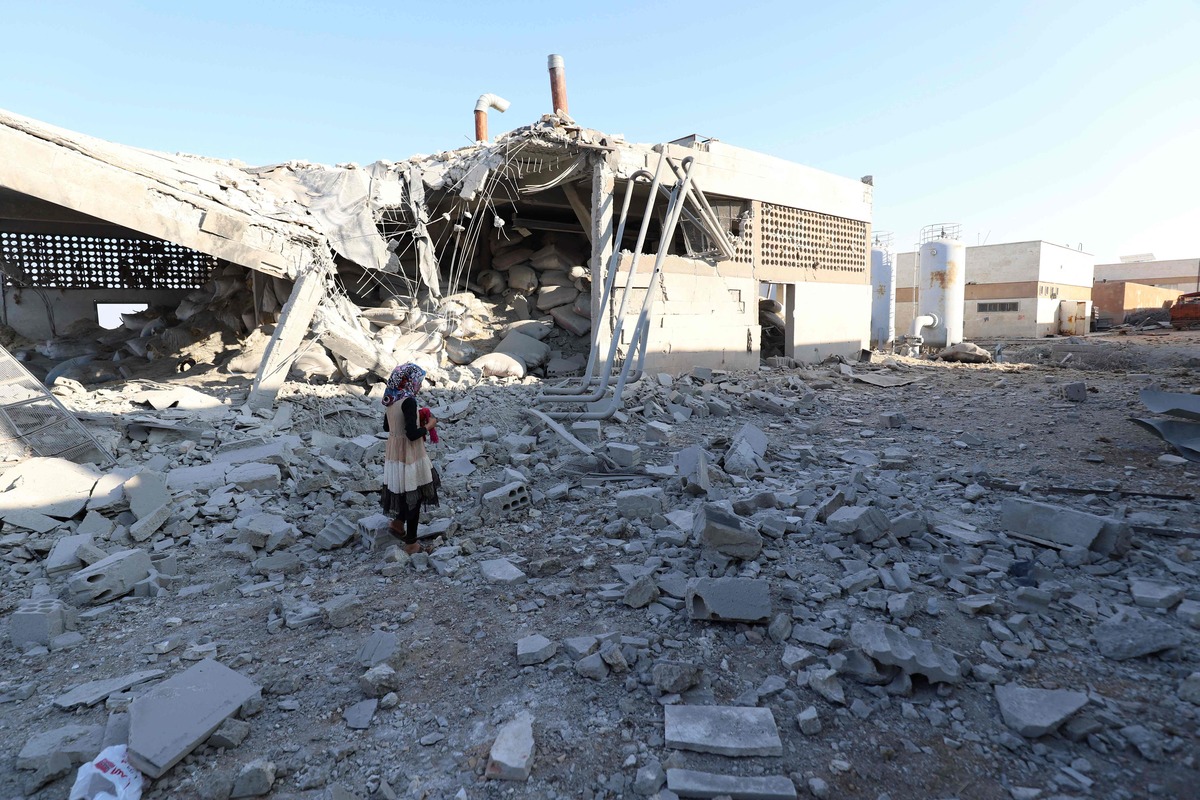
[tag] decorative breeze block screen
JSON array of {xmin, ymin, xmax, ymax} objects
[{"xmin": 0, "ymin": 232, "xmax": 215, "ymax": 289}]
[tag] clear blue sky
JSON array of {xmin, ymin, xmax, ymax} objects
[{"xmin": 3, "ymin": 0, "xmax": 1198, "ymax": 262}]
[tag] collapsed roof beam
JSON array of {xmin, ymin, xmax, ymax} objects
[{"xmin": 0, "ymin": 116, "xmax": 313, "ymax": 280}]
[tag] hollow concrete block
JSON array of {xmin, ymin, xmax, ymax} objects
[{"xmin": 68, "ymin": 549, "xmax": 152, "ymax": 605}]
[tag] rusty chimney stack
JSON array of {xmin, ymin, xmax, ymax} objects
[
  {"xmin": 473, "ymin": 93, "xmax": 510, "ymax": 143},
  {"xmin": 548, "ymin": 54, "xmax": 568, "ymax": 116}
]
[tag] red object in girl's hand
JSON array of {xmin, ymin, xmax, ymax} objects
[{"xmin": 418, "ymin": 407, "xmax": 439, "ymax": 443}]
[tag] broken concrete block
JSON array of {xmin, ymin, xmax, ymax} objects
[
  {"xmin": 230, "ymin": 758, "xmax": 276, "ymax": 798},
  {"xmin": 826, "ymin": 505, "xmax": 890, "ymax": 544},
  {"xmin": 694, "ymin": 504, "xmax": 762, "ymax": 560},
  {"xmin": 516, "ymin": 634, "xmax": 556, "ymax": 666},
  {"xmin": 994, "ymin": 684, "xmax": 1089, "ymax": 737},
  {"xmin": 126, "ymin": 659, "xmax": 260, "ymax": 779},
  {"xmin": 68, "ymin": 549, "xmax": 152, "ymax": 605},
  {"xmin": 486, "ymin": 714, "xmax": 535, "ymax": 781},
  {"xmin": 652, "ymin": 661, "xmax": 702, "ymax": 694},
  {"xmin": 807, "ymin": 668, "xmax": 846, "ymax": 705},
  {"xmin": 10, "ymin": 597, "xmax": 76, "ymax": 650},
  {"xmin": 252, "ymin": 552, "xmax": 302, "ymax": 576},
  {"xmin": 666, "ymin": 769, "xmax": 797, "ymax": 800},
  {"xmin": 208, "ymin": 718, "xmax": 251, "ymax": 749},
  {"xmin": 1129, "ymin": 578, "xmax": 1185, "ymax": 609},
  {"xmin": 687, "ymin": 578, "xmax": 771, "ymax": 623},
  {"xmin": 124, "ymin": 471, "xmax": 171, "ymax": 520},
  {"xmin": 570, "ymin": 420, "xmax": 600, "ymax": 444},
  {"xmin": 675, "ymin": 446, "xmax": 711, "ymax": 496},
  {"xmin": 129, "ymin": 503, "xmax": 172, "ymax": 542},
  {"xmin": 77, "ymin": 510, "xmax": 116, "ymax": 539},
  {"xmin": 745, "ymin": 390, "xmax": 796, "ymax": 415},
  {"xmin": 1000, "ymin": 498, "xmax": 1129, "ymax": 555},
  {"xmin": 616, "ymin": 487, "xmax": 664, "ymax": 520},
  {"xmin": 343, "ymin": 699, "xmax": 377, "ymax": 730},
  {"xmin": 605, "ymin": 443, "xmax": 642, "ymax": 467},
  {"xmin": 796, "ymin": 706, "xmax": 822, "ymax": 735},
  {"xmin": 481, "ymin": 558, "xmax": 527, "ymax": 585},
  {"xmin": 1093, "ymin": 609, "xmax": 1182, "ymax": 660},
  {"xmin": 664, "ymin": 705, "xmax": 782, "ymax": 757},
  {"xmin": 623, "ymin": 575, "xmax": 659, "ymax": 609},
  {"xmin": 359, "ymin": 664, "xmax": 400, "ymax": 697},
  {"xmin": 357, "ymin": 631, "xmax": 402, "ymax": 668},
  {"xmin": 482, "ymin": 482, "xmax": 531, "ymax": 517},
  {"xmin": 166, "ymin": 463, "xmax": 229, "ymax": 493},
  {"xmin": 16, "ymin": 723, "xmax": 103, "ymax": 771},
  {"xmin": 575, "ymin": 652, "xmax": 609, "ymax": 680},
  {"xmin": 45, "ymin": 533, "xmax": 93, "ymax": 577},
  {"xmin": 226, "ymin": 462, "xmax": 281, "ymax": 492},
  {"xmin": 321, "ymin": 594, "xmax": 362, "ymax": 628},
  {"xmin": 849, "ymin": 622, "xmax": 964, "ymax": 684},
  {"xmin": 1062, "ymin": 382, "xmax": 1087, "ymax": 402}
]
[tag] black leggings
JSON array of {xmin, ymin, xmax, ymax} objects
[{"xmin": 394, "ymin": 504, "xmax": 420, "ymax": 544}]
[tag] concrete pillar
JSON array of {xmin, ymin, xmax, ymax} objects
[
  {"xmin": 589, "ymin": 156, "xmax": 616, "ymax": 356},
  {"xmin": 246, "ymin": 266, "xmax": 328, "ymax": 409},
  {"xmin": 784, "ymin": 283, "xmax": 797, "ymax": 360}
]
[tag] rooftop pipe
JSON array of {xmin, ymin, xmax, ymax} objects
[
  {"xmin": 474, "ymin": 93, "xmax": 510, "ymax": 143},
  {"xmin": 548, "ymin": 54, "xmax": 568, "ymax": 115}
]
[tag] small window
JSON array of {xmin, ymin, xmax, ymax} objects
[{"xmin": 978, "ymin": 302, "xmax": 1018, "ymax": 312}]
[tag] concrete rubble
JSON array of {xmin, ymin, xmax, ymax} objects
[{"xmin": 1, "ymin": 337, "xmax": 1197, "ymax": 799}]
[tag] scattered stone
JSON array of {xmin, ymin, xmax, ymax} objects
[
  {"xmin": 481, "ymin": 558, "xmax": 527, "ymax": 584},
  {"xmin": 994, "ymin": 684, "xmax": 1089, "ymax": 737},
  {"xmin": 694, "ymin": 503, "xmax": 762, "ymax": 559},
  {"xmin": 1093, "ymin": 609, "xmax": 1182, "ymax": 660},
  {"xmin": 1129, "ymin": 578, "xmax": 1185, "ymax": 609},
  {"xmin": 516, "ymin": 634, "xmax": 557, "ymax": 666},
  {"xmin": 1000, "ymin": 498, "xmax": 1129, "ymax": 555},
  {"xmin": 208, "ymin": 717, "xmax": 251, "ymax": 749},
  {"xmin": 850, "ymin": 622, "xmax": 964, "ymax": 684},
  {"xmin": 807, "ymin": 669, "xmax": 846, "ymax": 705},
  {"xmin": 624, "ymin": 575, "xmax": 660, "ymax": 609},
  {"xmin": 486, "ymin": 714, "xmax": 535, "ymax": 781},
  {"xmin": 343, "ymin": 699, "xmax": 377, "ymax": 730},
  {"xmin": 230, "ymin": 758, "xmax": 276, "ymax": 798},
  {"xmin": 652, "ymin": 661, "xmax": 702, "ymax": 694},
  {"xmin": 687, "ymin": 577, "xmax": 771, "ymax": 623},
  {"xmin": 796, "ymin": 706, "xmax": 822, "ymax": 735}
]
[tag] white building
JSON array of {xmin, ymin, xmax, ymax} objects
[
  {"xmin": 896, "ymin": 241, "xmax": 1094, "ymax": 340},
  {"xmin": 1093, "ymin": 258, "xmax": 1200, "ymax": 295}
]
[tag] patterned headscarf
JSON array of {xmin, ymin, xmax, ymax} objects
[{"xmin": 382, "ymin": 363, "xmax": 425, "ymax": 407}]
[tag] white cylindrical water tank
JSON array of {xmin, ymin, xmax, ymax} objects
[
  {"xmin": 870, "ymin": 243, "xmax": 895, "ymax": 349},
  {"xmin": 917, "ymin": 237, "xmax": 966, "ymax": 348}
]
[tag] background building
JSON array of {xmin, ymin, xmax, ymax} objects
[
  {"xmin": 1094, "ymin": 258, "xmax": 1200, "ymax": 295},
  {"xmin": 896, "ymin": 241, "xmax": 1094, "ymax": 340}
]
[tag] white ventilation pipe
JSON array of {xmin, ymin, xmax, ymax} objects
[
  {"xmin": 473, "ymin": 94, "xmax": 511, "ymax": 142},
  {"xmin": 909, "ymin": 312, "xmax": 940, "ymax": 343}
]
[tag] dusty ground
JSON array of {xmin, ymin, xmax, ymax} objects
[{"xmin": 1, "ymin": 329, "xmax": 1198, "ymax": 800}]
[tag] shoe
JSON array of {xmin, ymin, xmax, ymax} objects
[{"xmin": 403, "ymin": 542, "xmax": 422, "ymax": 556}]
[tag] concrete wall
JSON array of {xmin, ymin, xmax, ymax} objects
[
  {"xmin": 1037, "ymin": 242, "xmax": 1094, "ymax": 288},
  {"xmin": 1093, "ymin": 258, "xmax": 1200, "ymax": 294},
  {"xmin": 1092, "ymin": 281, "xmax": 1183, "ymax": 323},
  {"xmin": 599, "ymin": 255, "xmax": 760, "ymax": 374},
  {"xmin": 787, "ymin": 282, "xmax": 871, "ymax": 362},
  {"xmin": 616, "ymin": 142, "xmax": 873, "ymax": 224},
  {"xmin": 1, "ymin": 287, "xmax": 189, "ymax": 339}
]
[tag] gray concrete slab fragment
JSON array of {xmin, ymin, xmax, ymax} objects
[
  {"xmin": 486, "ymin": 714, "xmax": 535, "ymax": 781},
  {"xmin": 994, "ymin": 684, "xmax": 1089, "ymax": 737},
  {"xmin": 127, "ymin": 658, "xmax": 260, "ymax": 778},
  {"xmin": 687, "ymin": 578, "xmax": 772, "ymax": 623},
  {"xmin": 16, "ymin": 723, "xmax": 103, "ymax": 770},
  {"xmin": 54, "ymin": 669, "xmax": 164, "ymax": 710},
  {"xmin": 667, "ymin": 768, "xmax": 797, "ymax": 799},
  {"xmin": 664, "ymin": 705, "xmax": 782, "ymax": 757}
]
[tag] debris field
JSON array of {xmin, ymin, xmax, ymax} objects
[{"xmin": 1, "ymin": 332, "xmax": 1198, "ymax": 800}]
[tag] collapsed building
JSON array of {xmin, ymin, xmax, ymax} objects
[{"xmin": 0, "ymin": 60, "xmax": 873, "ymax": 418}]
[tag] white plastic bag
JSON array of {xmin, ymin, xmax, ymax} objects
[{"xmin": 69, "ymin": 745, "xmax": 144, "ymax": 800}]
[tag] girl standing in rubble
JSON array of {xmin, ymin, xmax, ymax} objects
[{"xmin": 381, "ymin": 363, "xmax": 440, "ymax": 555}]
